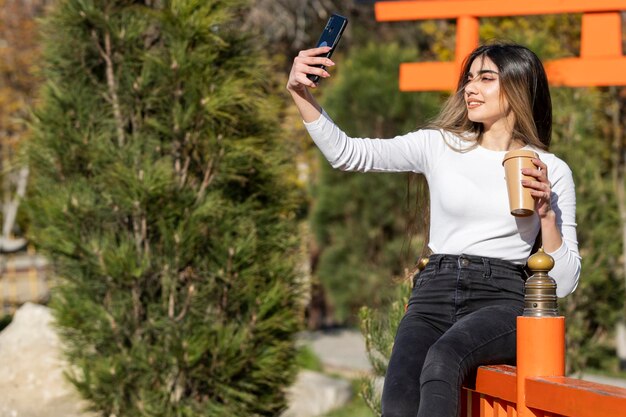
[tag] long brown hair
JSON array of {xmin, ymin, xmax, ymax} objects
[
  {"xmin": 407, "ymin": 42, "xmax": 552, "ymax": 278},
  {"xmin": 430, "ymin": 42, "xmax": 552, "ymax": 151}
]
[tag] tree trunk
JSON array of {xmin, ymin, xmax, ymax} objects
[{"xmin": 0, "ymin": 166, "xmax": 29, "ymax": 253}]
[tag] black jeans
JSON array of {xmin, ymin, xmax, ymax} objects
[{"xmin": 381, "ymin": 254, "xmax": 526, "ymax": 417}]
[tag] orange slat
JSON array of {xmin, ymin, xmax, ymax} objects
[
  {"xmin": 375, "ymin": 0, "xmax": 626, "ymax": 22},
  {"xmin": 525, "ymin": 376, "xmax": 626, "ymax": 417},
  {"xmin": 494, "ymin": 399, "xmax": 507, "ymax": 417},
  {"xmin": 481, "ymin": 395, "xmax": 495, "ymax": 417},
  {"xmin": 506, "ymin": 403, "xmax": 517, "ymax": 417}
]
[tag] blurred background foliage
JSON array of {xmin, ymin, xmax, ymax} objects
[
  {"xmin": 0, "ymin": 0, "xmax": 50, "ymax": 252},
  {"xmin": 0, "ymin": 0, "xmax": 625, "ymax": 401},
  {"xmin": 312, "ymin": 42, "xmax": 441, "ymax": 323}
]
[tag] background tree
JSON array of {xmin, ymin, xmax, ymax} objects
[
  {"xmin": 311, "ymin": 42, "xmax": 441, "ymax": 324},
  {"xmin": 0, "ymin": 0, "xmax": 50, "ymax": 252},
  {"xmin": 245, "ymin": 0, "xmax": 426, "ymax": 65},
  {"xmin": 25, "ymin": 0, "xmax": 302, "ymax": 415}
]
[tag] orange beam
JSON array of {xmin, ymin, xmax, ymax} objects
[
  {"xmin": 525, "ymin": 376, "xmax": 626, "ymax": 417},
  {"xmin": 399, "ymin": 62, "xmax": 457, "ymax": 91},
  {"xmin": 545, "ymin": 57, "xmax": 626, "ymax": 87},
  {"xmin": 581, "ymin": 13, "xmax": 622, "ymax": 57},
  {"xmin": 456, "ymin": 16, "xmax": 479, "ymax": 66},
  {"xmin": 398, "ymin": 57, "xmax": 626, "ymax": 91},
  {"xmin": 375, "ymin": 0, "xmax": 626, "ymax": 21}
]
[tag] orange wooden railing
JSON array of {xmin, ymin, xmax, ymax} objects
[
  {"xmin": 458, "ymin": 250, "xmax": 626, "ymax": 417},
  {"xmin": 461, "ymin": 364, "xmax": 626, "ymax": 417}
]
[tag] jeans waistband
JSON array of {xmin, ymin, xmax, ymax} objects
[{"xmin": 428, "ymin": 253, "xmax": 526, "ymax": 279}]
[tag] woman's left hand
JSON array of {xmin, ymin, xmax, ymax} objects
[{"xmin": 521, "ymin": 158, "xmax": 553, "ymax": 219}]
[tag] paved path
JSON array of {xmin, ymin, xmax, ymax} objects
[
  {"xmin": 300, "ymin": 329, "xmax": 372, "ymax": 377},
  {"xmin": 305, "ymin": 328, "xmax": 626, "ymax": 389}
]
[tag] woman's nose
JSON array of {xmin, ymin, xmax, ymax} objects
[{"xmin": 464, "ymin": 81, "xmax": 478, "ymax": 95}]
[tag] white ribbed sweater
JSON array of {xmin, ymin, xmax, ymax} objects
[{"xmin": 304, "ymin": 111, "xmax": 581, "ymax": 297}]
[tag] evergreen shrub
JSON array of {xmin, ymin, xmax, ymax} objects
[{"xmin": 25, "ymin": 0, "xmax": 302, "ymax": 415}]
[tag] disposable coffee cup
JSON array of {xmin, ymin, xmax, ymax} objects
[{"xmin": 502, "ymin": 150, "xmax": 538, "ymax": 217}]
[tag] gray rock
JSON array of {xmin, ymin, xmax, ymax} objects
[
  {"xmin": 281, "ymin": 370, "xmax": 353, "ymax": 417},
  {"xmin": 0, "ymin": 303, "xmax": 93, "ymax": 417}
]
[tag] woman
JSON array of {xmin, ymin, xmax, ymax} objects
[{"xmin": 286, "ymin": 42, "xmax": 581, "ymax": 417}]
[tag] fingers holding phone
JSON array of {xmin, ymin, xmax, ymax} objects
[
  {"xmin": 307, "ymin": 14, "xmax": 348, "ymax": 83},
  {"xmin": 286, "ymin": 14, "xmax": 348, "ymax": 92},
  {"xmin": 286, "ymin": 14, "xmax": 347, "ymax": 122},
  {"xmin": 287, "ymin": 47, "xmax": 335, "ymax": 92}
]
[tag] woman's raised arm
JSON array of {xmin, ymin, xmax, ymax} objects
[{"xmin": 286, "ymin": 46, "xmax": 335, "ymax": 123}]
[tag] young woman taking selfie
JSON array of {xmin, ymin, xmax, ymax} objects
[{"xmin": 286, "ymin": 42, "xmax": 581, "ymax": 417}]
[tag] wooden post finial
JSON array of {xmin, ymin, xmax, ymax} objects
[{"xmin": 523, "ymin": 247, "xmax": 558, "ymax": 317}]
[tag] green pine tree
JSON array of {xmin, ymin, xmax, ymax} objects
[{"xmin": 24, "ymin": 0, "xmax": 302, "ymax": 415}]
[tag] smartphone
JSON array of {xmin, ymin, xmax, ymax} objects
[{"xmin": 307, "ymin": 14, "xmax": 348, "ymax": 83}]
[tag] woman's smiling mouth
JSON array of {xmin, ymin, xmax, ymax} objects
[{"xmin": 467, "ymin": 100, "xmax": 484, "ymax": 109}]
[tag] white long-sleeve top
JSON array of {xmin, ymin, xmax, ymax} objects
[{"xmin": 304, "ymin": 110, "xmax": 581, "ymax": 297}]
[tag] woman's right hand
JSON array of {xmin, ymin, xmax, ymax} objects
[{"xmin": 286, "ymin": 46, "xmax": 335, "ymax": 93}]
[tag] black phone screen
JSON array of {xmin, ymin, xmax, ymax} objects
[{"xmin": 307, "ymin": 14, "xmax": 348, "ymax": 83}]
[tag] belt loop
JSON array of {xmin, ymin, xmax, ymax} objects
[
  {"xmin": 482, "ymin": 257, "xmax": 491, "ymax": 278},
  {"xmin": 435, "ymin": 254, "xmax": 444, "ymax": 273}
]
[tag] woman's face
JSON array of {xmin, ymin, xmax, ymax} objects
[{"xmin": 464, "ymin": 56, "xmax": 513, "ymax": 131}]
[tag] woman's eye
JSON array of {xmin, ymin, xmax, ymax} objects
[{"xmin": 481, "ymin": 76, "xmax": 495, "ymax": 82}]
